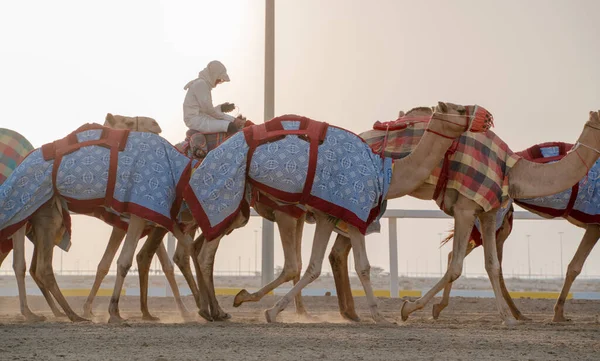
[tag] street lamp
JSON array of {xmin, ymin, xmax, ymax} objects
[
  {"xmin": 254, "ymin": 229, "xmax": 259, "ymax": 274},
  {"xmin": 558, "ymin": 231, "xmax": 564, "ymax": 279},
  {"xmin": 526, "ymin": 234, "xmax": 531, "ymax": 279}
]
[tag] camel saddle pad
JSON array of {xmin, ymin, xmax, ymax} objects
[
  {"xmin": 0, "ymin": 125, "xmax": 192, "ymax": 242},
  {"xmin": 184, "ymin": 115, "xmax": 392, "ymax": 240},
  {"xmin": 362, "ymin": 121, "xmax": 520, "ymax": 211}
]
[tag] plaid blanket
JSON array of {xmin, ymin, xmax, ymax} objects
[
  {"xmin": 361, "ymin": 120, "xmax": 521, "ymax": 211},
  {"xmin": 0, "ymin": 127, "xmax": 192, "ymax": 243},
  {"xmin": 0, "ymin": 128, "xmax": 34, "ymax": 184},
  {"xmin": 185, "ymin": 116, "xmax": 392, "ymax": 240}
]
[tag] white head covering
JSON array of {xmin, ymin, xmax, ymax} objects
[{"xmin": 184, "ymin": 60, "xmax": 230, "ymax": 90}]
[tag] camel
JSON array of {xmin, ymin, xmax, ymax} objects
[
  {"xmin": 185, "ymin": 102, "xmax": 495, "ymax": 323},
  {"xmin": 327, "ymin": 110, "xmax": 600, "ymax": 325},
  {"xmin": 0, "ymin": 122, "xmax": 196, "ymax": 323},
  {"xmin": 103, "ymin": 113, "xmax": 162, "ymax": 133},
  {"xmin": 433, "ymin": 146, "xmax": 600, "ymax": 322}
]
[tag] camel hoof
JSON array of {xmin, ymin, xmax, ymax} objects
[
  {"xmin": 142, "ymin": 313, "xmax": 160, "ymax": 322},
  {"xmin": 198, "ymin": 309, "xmax": 214, "ymax": 322},
  {"xmin": 233, "ymin": 289, "xmax": 251, "ymax": 307},
  {"xmin": 552, "ymin": 315, "xmax": 571, "ymax": 323},
  {"xmin": 70, "ymin": 315, "xmax": 91, "ymax": 323},
  {"xmin": 213, "ymin": 312, "xmax": 232, "ymax": 321},
  {"xmin": 82, "ymin": 309, "xmax": 94, "ymax": 319},
  {"xmin": 108, "ymin": 315, "xmax": 127, "ymax": 324},
  {"xmin": 432, "ymin": 303, "xmax": 444, "ymax": 320},
  {"xmin": 24, "ymin": 312, "xmax": 47, "ymax": 322},
  {"xmin": 400, "ymin": 300, "xmax": 411, "ymax": 322},
  {"xmin": 264, "ymin": 309, "xmax": 278, "ymax": 323},
  {"xmin": 516, "ymin": 314, "xmax": 532, "ymax": 322},
  {"xmin": 341, "ymin": 311, "xmax": 361, "ymax": 322},
  {"xmin": 502, "ymin": 317, "xmax": 519, "ymax": 327}
]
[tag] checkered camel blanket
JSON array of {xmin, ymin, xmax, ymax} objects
[{"xmin": 361, "ymin": 120, "xmax": 521, "ymax": 211}]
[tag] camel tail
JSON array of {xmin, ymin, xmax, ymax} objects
[{"xmin": 439, "ymin": 229, "xmax": 455, "ymax": 248}]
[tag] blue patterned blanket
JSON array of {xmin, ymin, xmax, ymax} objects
[
  {"xmin": 185, "ymin": 117, "xmax": 393, "ymax": 240},
  {"xmin": 0, "ymin": 128, "xmax": 192, "ymax": 241}
]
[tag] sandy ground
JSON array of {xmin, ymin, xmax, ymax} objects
[{"xmin": 0, "ymin": 294, "xmax": 599, "ymax": 361}]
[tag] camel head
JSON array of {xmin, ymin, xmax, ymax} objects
[
  {"xmin": 426, "ymin": 101, "xmax": 494, "ymax": 139},
  {"xmin": 577, "ymin": 110, "xmax": 600, "ymax": 149},
  {"xmin": 104, "ymin": 113, "xmax": 162, "ymax": 134}
]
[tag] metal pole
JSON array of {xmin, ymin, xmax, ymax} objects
[
  {"xmin": 261, "ymin": 0, "xmax": 276, "ymax": 286},
  {"xmin": 526, "ymin": 234, "xmax": 531, "ymax": 279},
  {"xmin": 166, "ymin": 232, "xmax": 175, "ymax": 297},
  {"xmin": 60, "ymin": 251, "xmax": 63, "ymax": 276},
  {"xmin": 388, "ymin": 218, "xmax": 399, "ymax": 298},
  {"xmin": 558, "ymin": 231, "xmax": 564, "ymax": 279},
  {"xmin": 254, "ymin": 229, "xmax": 258, "ymax": 274},
  {"xmin": 438, "ymin": 232, "xmax": 443, "ymax": 276}
]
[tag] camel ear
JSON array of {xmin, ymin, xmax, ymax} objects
[
  {"xmin": 590, "ymin": 111, "xmax": 600, "ymax": 123},
  {"xmin": 437, "ymin": 101, "xmax": 449, "ymax": 113},
  {"xmin": 105, "ymin": 113, "xmax": 116, "ymax": 126},
  {"xmin": 398, "ymin": 110, "xmax": 405, "ymax": 118}
]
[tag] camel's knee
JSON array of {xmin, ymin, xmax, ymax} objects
[
  {"xmin": 566, "ymin": 264, "xmax": 581, "ymax": 280},
  {"xmin": 13, "ymin": 260, "xmax": 26, "ymax": 276},
  {"xmin": 304, "ymin": 265, "xmax": 321, "ymax": 281},
  {"xmin": 117, "ymin": 261, "xmax": 132, "ymax": 277},
  {"xmin": 328, "ymin": 251, "xmax": 342, "ymax": 268},
  {"xmin": 282, "ymin": 266, "xmax": 299, "ymax": 282},
  {"xmin": 484, "ymin": 260, "xmax": 500, "ymax": 277},
  {"xmin": 355, "ymin": 265, "xmax": 371, "ymax": 280},
  {"xmin": 448, "ymin": 264, "xmax": 463, "ymax": 283}
]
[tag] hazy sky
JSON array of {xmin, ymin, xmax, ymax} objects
[{"xmin": 1, "ymin": 0, "xmax": 600, "ymax": 280}]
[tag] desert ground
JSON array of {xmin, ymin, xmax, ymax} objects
[{"xmin": 1, "ymin": 275, "xmax": 599, "ymax": 361}]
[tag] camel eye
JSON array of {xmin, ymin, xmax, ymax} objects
[{"xmin": 458, "ymin": 108, "xmax": 466, "ymax": 115}]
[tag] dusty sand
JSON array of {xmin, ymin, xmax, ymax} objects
[{"xmin": 0, "ymin": 294, "xmax": 599, "ymax": 361}]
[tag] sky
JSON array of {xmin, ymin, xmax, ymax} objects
[{"xmin": 1, "ymin": 0, "xmax": 600, "ymax": 281}]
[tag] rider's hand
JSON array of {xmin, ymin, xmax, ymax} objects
[{"xmin": 220, "ymin": 102, "xmax": 236, "ymax": 113}]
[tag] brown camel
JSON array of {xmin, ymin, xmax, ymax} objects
[
  {"xmin": 0, "ymin": 114, "xmax": 188, "ymax": 322},
  {"xmin": 328, "ymin": 110, "xmax": 600, "ymax": 325},
  {"xmin": 1, "ymin": 121, "xmax": 196, "ymax": 323},
  {"xmin": 190, "ymin": 102, "xmax": 494, "ymax": 323},
  {"xmin": 434, "ymin": 197, "xmax": 600, "ymax": 323}
]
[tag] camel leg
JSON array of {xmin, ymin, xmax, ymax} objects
[
  {"xmin": 264, "ymin": 213, "xmax": 335, "ymax": 323},
  {"xmin": 190, "ymin": 234, "xmax": 214, "ymax": 322},
  {"xmin": 478, "ymin": 211, "xmax": 516, "ymax": 325},
  {"xmin": 135, "ymin": 227, "xmax": 168, "ymax": 321},
  {"xmin": 82, "ymin": 227, "xmax": 126, "ymax": 318},
  {"xmin": 401, "ymin": 207, "xmax": 474, "ymax": 321},
  {"xmin": 12, "ymin": 226, "xmax": 45, "ymax": 321},
  {"xmin": 432, "ymin": 244, "xmax": 475, "ymax": 319},
  {"xmin": 107, "ymin": 215, "xmax": 145, "ymax": 323},
  {"xmin": 329, "ymin": 234, "xmax": 360, "ymax": 322},
  {"xmin": 233, "ymin": 212, "xmax": 301, "ymax": 310},
  {"xmin": 348, "ymin": 226, "xmax": 389, "ymax": 323},
  {"xmin": 553, "ymin": 225, "xmax": 600, "ymax": 322},
  {"xmin": 32, "ymin": 202, "xmax": 87, "ymax": 322},
  {"xmin": 197, "ymin": 237, "xmax": 231, "ymax": 321},
  {"xmin": 292, "ymin": 214, "xmax": 308, "ymax": 315},
  {"xmin": 29, "ymin": 245, "xmax": 67, "ymax": 318},
  {"xmin": 496, "ymin": 232, "xmax": 529, "ymax": 321},
  {"xmin": 155, "ymin": 242, "xmax": 194, "ymax": 320}
]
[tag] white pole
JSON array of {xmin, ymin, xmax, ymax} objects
[
  {"xmin": 261, "ymin": 0, "xmax": 276, "ymax": 287},
  {"xmin": 166, "ymin": 232, "xmax": 175, "ymax": 297},
  {"xmin": 526, "ymin": 234, "xmax": 531, "ymax": 279},
  {"xmin": 558, "ymin": 231, "xmax": 564, "ymax": 279},
  {"xmin": 388, "ymin": 218, "xmax": 398, "ymax": 298},
  {"xmin": 438, "ymin": 232, "xmax": 443, "ymax": 276}
]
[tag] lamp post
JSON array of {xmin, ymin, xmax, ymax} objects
[
  {"xmin": 254, "ymin": 229, "xmax": 259, "ymax": 274},
  {"xmin": 526, "ymin": 234, "xmax": 531, "ymax": 279},
  {"xmin": 558, "ymin": 231, "xmax": 564, "ymax": 279}
]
